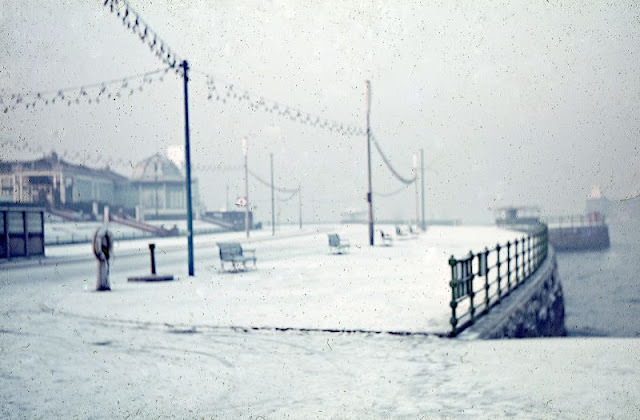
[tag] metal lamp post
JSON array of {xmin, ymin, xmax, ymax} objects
[
  {"xmin": 413, "ymin": 153, "xmax": 419, "ymax": 227},
  {"xmin": 243, "ymin": 137, "xmax": 250, "ymax": 238}
]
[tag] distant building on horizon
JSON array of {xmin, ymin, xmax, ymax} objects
[
  {"xmin": 0, "ymin": 152, "xmax": 200, "ymax": 220},
  {"xmin": 130, "ymin": 153, "xmax": 200, "ymax": 220}
]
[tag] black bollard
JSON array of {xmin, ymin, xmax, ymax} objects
[
  {"xmin": 127, "ymin": 242, "xmax": 173, "ymax": 283},
  {"xmin": 149, "ymin": 243, "xmax": 156, "ymax": 275}
]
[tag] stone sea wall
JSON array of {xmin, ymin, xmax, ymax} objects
[{"xmin": 462, "ymin": 247, "xmax": 566, "ymax": 339}]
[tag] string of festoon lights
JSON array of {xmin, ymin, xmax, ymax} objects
[
  {"xmin": 204, "ymin": 74, "xmax": 366, "ymax": 138},
  {"xmin": 0, "ymin": 137, "xmax": 146, "ymax": 170},
  {"xmin": 4, "ymin": 0, "xmax": 415, "ymax": 199},
  {"xmin": 0, "ymin": 67, "xmax": 171, "ymax": 114},
  {"xmin": 203, "ymin": 73, "xmax": 415, "ymax": 189},
  {"xmin": 103, "ymin": 0, "xmax": 182, "ymax": 73}
]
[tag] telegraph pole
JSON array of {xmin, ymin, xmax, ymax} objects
[
  {"xmin": 270, "ymin": 153, "xmax": 275, "ymax": 236},
  {"xmin": 182, "ymin": 60, "xmax": 194, "ymax": 276},
  {"xmin": 421, "ymin": 148, "xmax": 426, "ymax": 231},
  {"xmin": 154, "ymin": 160, "xmax": 159, "ymax": 218},
  {"xmin": 243, "ymin": 137, "xmax": 250, "ymax": 238},
  {"xmin": 366, "ymin": 80, "xmax": 374, "ymax": 246},
  {"xmin": 413, "ymin": 153, "xmax": 419, "ymax": 227},
  {"xmin": 298, "ymin": 184, "xmax": 302, "ymax": 229}
]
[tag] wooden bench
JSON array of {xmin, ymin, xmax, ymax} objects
[
  {"xmin": 395, "ymin": 225, "xmax": 409, "ymax": 237},
  {"xmin": 378, "ymin": 230, "xmax": 394, "ymax": 246},
  {"xmin": 328, "ymin": 233, "xmax": 350, "ymax": 254},
  {"xmin": 217, "ymin": 242, "xmax": 257, "ymax": 272}
]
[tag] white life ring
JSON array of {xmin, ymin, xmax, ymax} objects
[{"xmin": 93, "ymin": 226, "xmax": 114, "ymax": 262}]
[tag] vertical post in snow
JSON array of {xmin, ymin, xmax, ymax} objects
[
  {"xmin": 243, "ymin": 137, "xmax": 249, "ymax": 238},
  {"xmin": 270, "ymin": 153, "xmax": 275, "ymax": 236},
  {"xmin": 154, "ymin": 160, "xmax": 159, "ymax": 218},
  {"xmin": 413, "ymin": 153, "xmax": 419, "ymax": 227},
  {"xmin": 182, "ymin": 60, "xmax": 194, "ymax": 276},
  {"xmin": 366, "ymin": 80, "xmax": 374, "ymax": 246},
  {"xmin": 298, "ymin": 184, "xmax": 302, "ymax": 230},
  {"xmin": 421, "ymin": 148, "xmax": 426, "ymax": 231}
]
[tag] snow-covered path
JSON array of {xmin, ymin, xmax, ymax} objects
[{"xmin": 2, "ymin": 307, "xmax": 638, "ymax": 419}]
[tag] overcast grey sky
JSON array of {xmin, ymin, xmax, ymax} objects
[{"xmin": 1, "ymin": 1, "xmax": 638, "ymax": 223}]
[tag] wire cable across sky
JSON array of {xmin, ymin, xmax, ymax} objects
[
  {"xmin": 0, "ymin": 67, "xmax": 171, "ymax": 114},
  {"xmin": 103, "ymin": 0, "xmax": 182, "ymax": 73},
  {"xmin": 204, "ymin": 73, "xmax": 366, "ymax": 138}
]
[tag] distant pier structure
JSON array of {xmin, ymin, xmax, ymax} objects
[
  {"xmin": 543, "ymin": 186, "xmax": 611, "ymax": 251},
  {"xmin": 544, "ymin": 212, "xmax": 610, "ymax": 251},
  {"xmin": 495, "ymin": 205, "xmax": 610, "ymax": 251},
  {"xmin": 495, "ymin": 206, "xmax": 543, "ymax": 232}
]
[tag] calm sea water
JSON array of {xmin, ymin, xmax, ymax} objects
[{"xmin": 556, "ymin": 218, "xmax": 640, "ymax": 337}]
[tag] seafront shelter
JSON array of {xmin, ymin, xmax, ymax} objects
[{"xmin": 0, "ymin": 204, "xmax": 45, "ymax": 259}]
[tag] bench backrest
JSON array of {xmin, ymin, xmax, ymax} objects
[
  {"xmin": 218, "ymin": 242, "xmax": 243, "ymax": 259},
  {"xmin": 328, "ymin": 233, "xmax": 341, "ymax": 247}
]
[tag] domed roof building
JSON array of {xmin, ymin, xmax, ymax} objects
[
  {"xmin": 130, "ymin": 153, "xmax": 199, "ymax": 219},
  {"xmin": 131, "ymin": 153, "xmax": 184, "ymax": 183}
]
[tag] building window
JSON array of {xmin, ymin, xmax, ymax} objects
[
  {"xmin": 1, "ymin": 177, "xmax": 13, "ymax": 196},
  {"xmin": 26, "ymin": 212, "xmax": 42, "ymax": 233},
  {"xmin": 8, "ymin": 212, "xmax": 24, "ymax": 233}
]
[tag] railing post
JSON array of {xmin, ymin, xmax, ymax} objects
[
  {"xmin": 495, "ymin": 243, "xmax": 502, "ymax": 303},
  {"xmin": 514, "ymin": 238, "xmax": 519, "ymax": 287},
  {"xmin": 533, "ymin": 233, "xmax": 536, "ymax": 270},
  {"xmin": 521, "ymin": 236, "xmax": 526, "ymax": 278},
  {"xmin": 528, "ymin": 235, "xmax": 533, "ymax": 274},
  {"xmin": 467, "ymin": 251, "xmax": 476, "ymax": 324},
  {"xmin": 506, "ymin": 241, "xmax": 511, "ymax": 293},
  {"xmin": 449, "ymin": 255, "xmax": 458, "ymax": 336},
  {"xmin": 482, "ymin": 247, "xmax": 490, "ymax": 311},
  {"xmin": 524, "ymin": 235, "xmax": 528, "ymax": 277}
]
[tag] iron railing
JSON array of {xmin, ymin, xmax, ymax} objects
[{"xmin": 448, "ymin": 224, "xmax": 548, "ymax": 336}]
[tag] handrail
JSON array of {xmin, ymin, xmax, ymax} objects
[{"xmin": 448, "ymin": 224, "xmax": 548, "ymax": 336}]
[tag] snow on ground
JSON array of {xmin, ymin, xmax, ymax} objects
[
  {"xmin": 2, "ymin": 224, "xmax": 639, "ymax": 418},
  {"xmin": 46, "ymin": 224, "xmax": 520, "ymax": 334}
]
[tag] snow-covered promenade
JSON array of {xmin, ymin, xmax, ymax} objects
[{"xmin": 1, "ymin": 224, "xmax": 639, "ymax": 418}]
